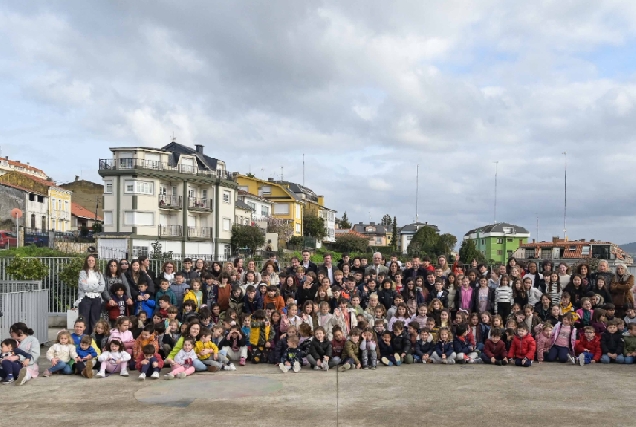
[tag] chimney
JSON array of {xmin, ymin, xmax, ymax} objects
[
  {"xmin": 267, "ymin": 178, "xmax": 274, "ymax": 182},
  {"xmin": 195, "ymin": 144, "xmax": 204, "ymax": 154},
  {"xmin": 75, "ymin": 175, "xmax": 79, "ymax": 182},
  {"xmin": 358, "ymin": 222, "xmax": 363, "ymax": 225},
  {"xmin": 532, "ymin": 239, "xmax": 535, "ymax": 243},
  {"xmin": 370, "ymin": 222, "xmax": 376, "ymax": 226},
  {"xmin": 552, "ymin": 236, "xmax": 559, "ymax": 243}
]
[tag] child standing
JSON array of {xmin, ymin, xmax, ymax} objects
[
  {"xmin": 360, "ymin": 328, "xmax": 378, "ymax": 369},
  {"xmin": 574, "ymin": 326, "xmax": 601, "ymax": 366},
  {"xmin": 43, "ymin": 331, "xmax": 78, "ymax": 377},
  {"xmin": 482, "ymin": 328, "xmax": 508, "ymax": 365},
  {"xmin": 507, "ymin": 323, "xmax": 536, "ymax": 367},
  {"xmin": 135, "ymin": 344, "xmax": 164, "ymax": 379},
  {"xmin": 495, "ymin": 275, "xmax": 513, "ymax": 321},
  {"xmin": 134, "ymin": 282, "xmax": 156, "ymax": 318},
  {"xmin": 165, "ymin": 338, "xmax": 198, "ymax": 379},
  {"xmin": 96, "ymin": 340, "xmax": 131, "ymax": 377}
]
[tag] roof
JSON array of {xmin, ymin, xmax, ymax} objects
[
  {"xmin": 400, "ymin": 222, "xmax": 440, "ymax": 234},
  {"xmin": 0, "ymin": 159, "xmax": 47, "ymax": 177},
  {"xmin": 238, "ymin": 189, "xmax": 271, "ymax": 204},
  {"xmin": 275, "ymin": 180, "xmax": 319, "ymax": 202},
  {"xmin": 352, "ymin": 223, "xmax": 388, "ymax": 235},
  {"xmin": 235, "ymin": 199, "xmax": 253, "ymax": 212},
  {"xmin": 520, "ymin": 240, "xmax": 632, "ymax": 261},
  {"xmin": 465, "ymin": 222, "xmax": 529, "ymax": 236},
  {"xmin": 71, "ymin": 202, "xmax": 102, "ymax": 221},
  {"xmin": 161, "ymin": 141, "xmax": 221, "ymax": 172}
]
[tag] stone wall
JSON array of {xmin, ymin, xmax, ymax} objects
[{"xmin": 0, "ymin": 185, "xmax": 25, "ymax": 228}]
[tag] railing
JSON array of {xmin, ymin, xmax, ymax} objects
[
  {"xmin": 188, "ymin": 197, "xmax": 211, "ymax": 210},
  {"xmin": 100, "ymin": 158, "xmax": 236, "ymax": 180},
  {"xmin": 188, "ymin": 226, "xmax": 212, "ymax": 239},
  {"xmin": 158, "ymin": 225, "xmax": 183, "ymax": 237},
  {"xmin": 0, "ymin": 281, "xmax": 49, "ymax": 344},
  {"xmin": 159, "ymin": 194, "xmax": 182, "ymax": 209}
]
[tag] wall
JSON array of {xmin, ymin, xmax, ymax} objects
[{"xmin": 0, "ymin": 185, "xmax": 26, "ymax": 228}]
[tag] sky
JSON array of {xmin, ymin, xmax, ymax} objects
[{"xmin": 1, "ymin": 1, "xmax": 636, "ymax": 245}]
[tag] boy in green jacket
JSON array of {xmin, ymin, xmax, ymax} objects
[{"xmin": 339, "ymin": 328, "xmax": 362, "ymax": 371}]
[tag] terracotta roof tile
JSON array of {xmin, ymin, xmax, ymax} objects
[{"xmin": 71, "ymin": 202, "xmax": 102, "ymax": 221}]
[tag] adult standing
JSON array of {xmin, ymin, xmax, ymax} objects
[
  {"xmin": 233, "ymin": 257, "xmax": 244, "ymax": 277},
  {"xmin": 194, "ymin": 258, "xmax": 207, "ymax": 276},
  {"xmin": 138, "ymin": 255, "xmax": 157, "ymax": 284},
  {"xmin": 301, "ymin": 250, "xmax": 318, "ymax": 275},
  {"xmin": 119, "ymin": 259, "xmax": 130, "ymax": 275},
  {"xmin": 403, "ymin": 256, "xmax": 427, "ymax": 280},
  {"xmin": 102, "ymin": 259, "xmax": 133, "ymax": 310},
  {"xmin": 437, "ymin": 256, "xmax": 451, "ymax": 276},
  {"xmin": 610, "ymin": 263, "xmax": 634, "ymax": 318},
  {"xmin": 126, "ymin": 259, "xmax": 155, "ymax": 299},
  {"xmin": 157, "ymin": 261, "xmax": 176, "ymax": 287},
  {"xmin": 179, "ymin": 258, "xmax": 200, "ymax": 285},
  {"xmin": 319, "ymin": 253, "xmax": 337, "ymax": 285},
  {"xmin": 557, "ymin": 263, "xmax": 571, "ymax": 287},
  {"xmin": 76, "ymin": 254, "xmax": 105, "ymax": 335},
  {"xmin": 9, "ymin": 322, "xmax": 40, "ymax": 385},
  {"xmin": 523, "ymin": 261, "xmax": 544, "ymax": 292},
  {"xmin": 262, "ymin": 262, "xmax": 280, "ymax": 287},
  {"xmin": 209, "ymin": 262, "xmax": 223, "ymax": 281},
  {"xmin": 240, "ymin": 260, "xmax": 262, "ymax": 284},
  {"xmin": 592, "ymin": 260, "xmax": 614, "ymax": 292},
  {"xmin": 365, "ymin": 252, "xmax": 389, "ymax": 277}
]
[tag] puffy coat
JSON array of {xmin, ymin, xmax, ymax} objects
[{"xmin": 507, "ymin": 334, "xmax": 536, "ymax": 360}]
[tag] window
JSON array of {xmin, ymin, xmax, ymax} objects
[
  {"xmin": 261, "ymin": 186, "xmax": 271, "ymax": 194},
  {"xmin": 202, "ymin": 189, "xmax": 208, "ymax": 201},
  {"xmin": 238, "ymin": 186, "xmax": 248, "ymax": 192},
  {"xmin": 247, "ymin": 201, "xmax": 256, "ymax": 210},
  {"xmin": 124, "ymin": 180, "xmax": 154, "ymax": 195},
  {"xmin": 274, "ymin": 203, "xmax": 289, "ymax": 215},
  {"xmin": 105, "ymin": 181, "xmax": 113, "ymax": 194},
  {"xmin": 497, "ymin": 250, "xmax": 503, "ymax": 255},
  {"xmin": 104, "ymin": 211, "xmax": 113, "ymax": 226},
  {"xmin": 261, "ymin": 205, "xmax": 270, "ymax": 216},
  {"xmin": 366, "ymin": 227, "xmax": 375, "ymax": 232},
  {"xmin": 295, "ymin": 204, "xmax": 301, "ymax": 218},
  {"xmin": 223, "ymin": 191, "xmax": 231, "ymax": 204},
  {"xmin": 375, "ymin": 237, "xmax": 383, "ymax": 244},
  {"xmin": 119, "ymin": 152, "xmax": 134, "ymax": 169},
  {"xmin": 37, "ymin": 195, "xmax": 44, "ymax": 203},
  {"xmin": 295, "ymin": 223, "xmax": 301, "ymax": 233},
  {"xmin": 124, "ymin": 211, "xmax": 154, "ymax": 226},
  {"xmin": 569, "ymin": 246, "xmax": 576, "ymax": 251},
  {"xmin": 407, "ymin": 235, "xmax": 413, "ymax": 241},
  {"xmin": 222, "ymin": 218, "xmax": 231, "ymax": 231},
  {"xmin": 496, "ymin": 238, "xmax": 503, "ymax": 244},
  {"xmin": 503, "ymin": 227, "xmax": 513, "ymax": 234},
  {"xmin": 132, "ymin": 246, "xmax": 149, "ymax": 257},
  {"xmin": 158, "ymin": 185, "xmax": 167, "ymax": 196},
  {"xmin": 581, "ymin": 246, "xmax": 590, "ymax": 255},
  {"xmin": 481, "ymin": 239, "xmax": 485, "ymax": 245},
  {"xmin": 507, "ymin": 238, "xmax": 513, "ymax": 242}
]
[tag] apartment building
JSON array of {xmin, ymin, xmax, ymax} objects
[
  {"xmin": 463, "ymin": 222, "xmax": 530, "ymax": 264},
  {"xmin": 237, "ymin": 190, "xmax": 273, "ymax": 230},
  {"xmin": 97, "ymin": 141, "xmax": 236, "ymax": 260},
  {"xmin": 0, "ymin": 156, "xmax": 48, "ymax": 180}
]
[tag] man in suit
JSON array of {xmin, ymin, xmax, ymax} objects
[
  {"xmin": 403, "ymin": 256, "xmax": 427, "ymax": 280},
  {"xmin": 319, "ymin": 252, "xmax": 337, "ymax": 284},
  {"xmin": 365, "ymin": 252, "xmax": 389, "ymax": 277},
  {"xmin": 301, "ymin": 250, "xmax": 318, "ymax": 275}
]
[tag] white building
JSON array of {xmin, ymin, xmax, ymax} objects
[
  {"xmin": 400, "ymin": 222, "xmax": 440, "ymax": 254},
  {"xmin": 237, "ymin": 190, "xmax": 272, "ymax": 230},
  {"xmin": 97, "ymin": 141, "xmax": 236, "ymax": 260}
]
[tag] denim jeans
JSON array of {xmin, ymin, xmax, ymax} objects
[
  {"xmin": 601, "ymin": 354, "xmax": 625, "ymax": 364},
  {"xmin": 49, "ymin": 360, "xmax": 73, "ymax": 375}
]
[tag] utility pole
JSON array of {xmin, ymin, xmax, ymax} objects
[
  {"xmin": 536, "ymin": 213, "xmax": 539, "ymax": 242},
  {"xmin": 302, "ymin": 154, "xmax": 305, "ymax": 186},
  {"xmin": 415, "ymin": 164, "xmax": 419, "ymax": 223},
  {"xmin": 562, "ymin": 152, "xmax": 567, "ymax": 240},
  {"xmin": 493, "ymin": 161, "xmax": 499, "ymax": 224}
]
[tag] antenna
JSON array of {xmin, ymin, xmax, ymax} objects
[
  {"xmin": 493, "ymin": 161, "xmax": 499, "ymax": 224},
  {"xmin": 536, "ymin": 213, "xmax": 539, "ymax": 242},
  {"xmin": 303, "ymin": 154, "xmax": 305, "ymax": 186},
  {"xmin": 171, "ymin": 132, "xmax": 176, "ymax": 142},
  {"xmin": 415, "ymin": 164, "xmax": 419, "ymax": 223},
  {"xmin": 563, "ymin": 152, "xmax": 567, "ymax": 240},
  {"xmin": 281, "ymin": 166, "xmax": 283, "ymax": 181}
]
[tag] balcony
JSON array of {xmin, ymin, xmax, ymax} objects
[
  {"xmin": 158, "ymin": 225, "xmax": 183, "ymax": 237},
  {"xmin": 159, "ymin": 194, "xmax": 182, "ymax": 210},
  {"xmin": 188, "ymin": 197, "xmax": 212, "ymax": 211},
  {"xmin": 99, "ymin": 158, "xmax": 236, "ymax": 181},
  {"xmin": 188, "ymin": 226, "xmax": 212, "ymax": 239}
]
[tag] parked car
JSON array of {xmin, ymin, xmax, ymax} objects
[{"xmin": 0, "ymin": 230, "xmax": 17, "ymax": 248}]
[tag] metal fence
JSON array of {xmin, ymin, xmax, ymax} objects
[{"xmin": 0, "ymin": 281, "xmax": 49, "ymax": 344}]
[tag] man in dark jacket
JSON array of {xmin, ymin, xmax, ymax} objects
[
  {"xmin": 179, "ymin": 258, "xmax": 199, "ymax": 285},
  {"xmin": 403, "ymin": 256, "xmax": 428, "ymax": 280},
  {"xmin": 300, "ymin": 250, "xmax": 318, "ymax": 275}
]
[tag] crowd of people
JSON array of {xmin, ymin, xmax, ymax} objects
[{"xmin": 1, "ymin": 250, "xmax": 635, "ymax": 385}]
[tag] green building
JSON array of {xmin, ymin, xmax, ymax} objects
[{"xmin": 463, "ymin": 223, "xmax": 530, "ymax": 264}]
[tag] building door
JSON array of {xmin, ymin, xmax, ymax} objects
[
  {"xmin": 30, "ymin": 214, "xmax": 35, "ymax": 230},
  {"xmin": 41, "ymin": 216, "xmax": 47, "ymax": 232}
]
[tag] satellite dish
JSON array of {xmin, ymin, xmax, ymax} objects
[{"xmin": 11, "ymin": 208, "xmax": 23, "ymax": 219}]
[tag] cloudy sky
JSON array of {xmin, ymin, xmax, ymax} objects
[{"xmin": 2, "ymin": 1, "xmax": 636, "ymax": 245}]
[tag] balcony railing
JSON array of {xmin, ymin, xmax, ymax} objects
[
  {"xmin": 188, "ymin": 226, "xmax": 212, "ymax": 239},
  {"xmin": 99, "ymin": 158, "xmax": 236, "ymax": 180},
  {"xmin": 159, "ymin": 194, "xmax": 182, "ymax": 209},
  {"xmin": 158, "ymin": 225, "xmax": 183, "ymax": 237},
  {"xmin": 188, "ymin": 197, "xmax": 212, "ymax": 211}
]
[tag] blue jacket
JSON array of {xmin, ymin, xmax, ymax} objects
[
  {"xmin": 415, "ymin": 339, "xmax": 434, "ymax": 357},
  {"xmin": 453, "ymin": 336, "xmax": 473, "ymax": 354},
  {"xmin": 435, "ymin": 340, "xmax": 454, "ymax": 357},
  {"xmin": 243, "ymin": 294, "xmax": 263, "ymax": 315},
  {"xmin": 378, "ymin": 340, "xmax": 396, "ymax": 358},
  {"xmin": 76, "ymin": 346, "xmax": 98, "ymax": 360},
  {"xmin": 135, "ymin": 292, "xmax": 156, "ymax": 317}
]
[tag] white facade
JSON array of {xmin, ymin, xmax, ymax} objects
[
  {"xmin": 319, "ymin": 208, "xmax": 336, "ymax": 242},
  {"xmin": 25, "ymin": 193, "xmax": 49, "ymax": 232},
  {"xmin": 237, "ymin": 191, "xmax": 272, "ymax": 230}
]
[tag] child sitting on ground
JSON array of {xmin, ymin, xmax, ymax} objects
[
  {"xmin": 360, "ymin": 328, "xmax": 378, "ymax": 369},
  {"xmin": 414, "ymin": 328, "xmax": 434, "ymax": 363},
  {"xmin": 508, "ymin": 323, "xmax": 536, "ymax": 367},
  {"xmin": 44, "ymin": 331, "xmax": 77, "ymax": 377},
  {"xmin": 279, "ymin": 336, "xmax": 302, "ymax": 373},
  {"xmin": 391, "ymin": 321, "xmax": 413, "ymax": 364},
  {"xmin": 249, "ymin": 309, "xmax": 275, "ymax": 364},
  {"xmin": 308, "ymin": 326, "xmax": 333, "ymax": 370},
  {"xmin": 165, "ymin": 337, "xmax": 198, "ymax": 380},
  {"xmin": 482, "ymin": 328, "xmax": 508, "ymax": 365},
  {"xmin": 431, "ymin": 327, "xmax": 455, "ymax": 364},
  {"xmin": 453, "ymin": 324, "xmax": 479, "ymax": 364},
  {"xmin": 132, "ymin": 324, "xmax": 158, "ymax": 361},
  {"xmin": 379, "ymin": 331, "xmax": 401, "ymax": 366},
  {"xmin": 135, "ymin": 344, "xmax": 164, "ymax": 380},
  {"xmin": 0, "ymin": 338, "xmax": 32, "ymax": 384},
  {"xmin": 574, "ymin": 326, "xmax": 601, "ymax": 365},
  {"xmin": 601, "ymin": 319, "xmax": 624, "ymax": 363},
  {"xmin": 218, "ymin": 325, "xmax": 243, "ymax": 370},
  {"xmin": 109, "ymin": 317, "xmax": 135, "ymax": 356},
  {"xmin": 339, "ymin": 327, "xmax": 362, "ymax": 371},
  {"xmin": 534, "ymin": 322, "xmax": 554, "ymax": 363},
  {"xmin": 74, "ymin": 335, "xmax": 98, "ymax": 378},
  {"xmin": 96, "ymin": 339, "xmax": 131, "ymax": 377},
  {"xmin": 196, "ymin": 328, "xmax": 229, "ymax": 372}
]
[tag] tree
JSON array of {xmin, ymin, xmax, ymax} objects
[
  {"xmin": 333, "ymin": 233, "xmax": 369, "ymax": 253},
  {"xmin": 407, "ymin": 226, "xmax": 458, "ymax": 259},
  {"xmin": 267, "ymin": 218, "xmax": 294, "ymax": 242},
  {"xmin": 231, "ymin": 224, "xmax": 265, "ymax": 254},
  {"xmin": 458, "ymin": 239, "xmax": 486, "ymax": 265},
  {"xmin": 391, "ymin": 216, "xmax": 398, "ymax": 250},
  {"xmin": 381, "ymin": 214, "xmax": 392, "ymax": 227},
  {"xmin": 6, "ymin": 255, "xmax": 49, "ymax": 281},
  {"xmin": 303, "ymin": 214, "xmax": 326, "ymax": 239},
  {"xmin": 339, "ymin": 211, "xmax": 352, "ymax": 229}
]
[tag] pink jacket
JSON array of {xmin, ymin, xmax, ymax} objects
[
  {"xmin": 535, "ymin": 332, "xmax": 553, "ymax": 362},
  {"xmin": 550, "ymin": 322, "xmax": 577, "ymax": 352},
  {"xmin": 109, "ymin": 329, "xmax": 134, "ymax": 344}
]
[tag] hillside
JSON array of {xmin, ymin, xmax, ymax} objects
[
  {"xmin": 620, "ymin": 242, "xmax": 636, "ymax": 255},
  {"xmin": 60, "ymin": 179, "xmax": 104, "ymax": 217}
]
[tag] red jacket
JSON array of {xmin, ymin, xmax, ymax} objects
[
  {"xmin": 574, "ymin": 335, "xmax": 601, "ymax": 362},
  {"xmin": 484, "ymin": 339, "xmax": 507, "ymax": 359},
  {"xmin": 507, "ymin": 334, "xmax": 536, "ymax": 360},
  {"xmin": 135, "ymin": 352, "xmax": 164, "ymax": 371}
]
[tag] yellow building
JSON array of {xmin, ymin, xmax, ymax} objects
[
  {"xmin": 235, "ymin": 175, "xmax": 303, "ymax": 236},
  {"xmin": 48, "ymin": 186, "xmax": 72, "ymax": 232}
]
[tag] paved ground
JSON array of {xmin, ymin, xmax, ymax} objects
[{"xmin": 4, "ymin": 350, "xmax": 636, "ymax": 427}]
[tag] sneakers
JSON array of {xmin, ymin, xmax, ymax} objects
[
  {"xmin": 207, "ymin": 366, "xmax": 219, "ymax": 373},
  {"xmin": 43, "ymin": 370, "xmax": 51, "ymax": 377},
  {"xmin": 338, "ymin": 363, "xmax": 351, "ymax": 372},
  {"xmin": 568, "ymin": 355, "xmax": 576, "ymax": 365},
  {"xmin": 1, "ymin": 377, "xmax": 14, "ymax": 384},
  {"xmin": 120, "ymin": 369, "xmax": 129, "ymax": 377},
  {"xmin": 314, "ymin": 366, "xmax": 322, "ymax": 370},
  {"xmin": 363, "ymin": 366, "xmax": 369, "ymax": 370},
  {"xmin": 150, "ymin": 371, "xmax": 160, "ymax": 379},
  {"xmin": 371, "ymin": 366, "xmax": 376, "ymax": 370},
  {"xmin": 164, "ymin": 373, "xmax": 175, "ymax": 380},
  {"xmin": 176, "ymin": 372, "xmax": 186, "ymax": 379},
  {"xmin": 96, "ymin": 371, "xmax": 106, "ymax": 378},
  {"xmin": 422, "ymin": 360, "xmax": 427, "ymax": 364},
  {"xmin": 323, "ymin": 362, "xmax": 329, "ymax": 371},
  {"xmin": 16, "ymin": 369, "xmax": 28, "ymax": 386},
  {"xmin": 578, "ymin": 354, "xmax": 586, "ymax": 366},
  {"xmin": 227, "ymin": 363, "xmax": 237, "ymax": 371},
  {"xmin": 239, "ymin": 357, "xmax": 246, "ymax": 366},
  {"xmin": 495, "ymin": 360, "xmax": 502, "ymax": 366},
  {"xmin": 279, "ymin": 363, "xmax": 290, "ymax": 373},
  {"xmin": 138, "ymin": 373, "xmax": 146, "ymax": 380},
  {"xmin": 293, "ymin": 361, "xmax": 301, "ymax": 373},
  {"xmin": 380, "ymin": 357, "xmax": 389, "ymax": 366}
]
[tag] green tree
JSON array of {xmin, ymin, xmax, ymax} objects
[
  {"xmin": 58, "ymin": 257, "xmax": 85, "ymax": 287},
  {"xmin": 5, "ymin": 255, "xmax": 49, "ymax": 281},
  {"xmin": 231, "ymin": 224, "xmax": 265, "ymax": 254},
  {"xmin": 435, "ymin": 233, "xmax": 457, "ymax": 257},
  {"xmin": 458, "ymin": 239, "xmax": 486, "ymax": 265},
  {"xmin": 333, "ymin": 233, "xmax": 369, "ymax": 253},
  {"xmin": 303, "ymin": 215, "xmax": 326, "ymax": 239},
  {"xmin": 339, "ymin": 211, "xmax": 352, "ymax": 229},
  {"xmin": 407, "ymin": 226, "xmax": 458, "ymax": 259},
  {"xmin": 381, "ymin": 214, "xmax": 392, "ymax": 227},
  {"xmin": 391, "ymin": 216, "xmax": 398, "ymax": 250}
]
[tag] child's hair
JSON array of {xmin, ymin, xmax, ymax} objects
[
  {"xmin": 604, "ymin": 303, "xmax": 616, "ymax": 310},
  {"xmin": 252, "ymin": 309, "xmax": 266, "ymax": 321},
  {"xmin": 183, "ymin": 337, "xmax": 196, "ymax": 347},
  {"xmin": 349, "ymin": 327, "xmax": 361, "ymax": 337},
  {"xmin": 111, "ymin": 283, "xmax": 126, "ymax": 294},
  {"xmin": 154, "ymin": 323, "xmax": 166, "ymax": 335},
  {"xmin": 109, "ymin": 339, "xmax": 124, "ymax": 352},
  {"xmin": 542, "ymin": 321, "xmax": 554, "ymax": 329},
  {"xmin": 314, "ymin": 326, "xmax": 326, "ymax": 335},
  {"xmin": 183, "ymin": 300, "xmax": 197, "ymax": 310},
  {"xmin": 143, "ymin": 344, "xmax": 156, "ymax": 355},
  {"xmin": 298, "ymin": 323, "xmax": 313, "ymax": 337},
  {"xmin": 94, "ymin": 319, "xmax": 110, "ymax": 335},
  {"xmin": 159, "ymin": 278, "xmax": 169, "ymax": 287},
  {"xmin": 628, "ymin": 323, "xmax": 636, "ymax": 331},
  {"xmin": 382, "ymin": 331, "xmax": 392, "ymax": 338},
  {"xmin": 191, "ymin": 277, "xmax": 201, "ymax": 287},
  {"xmin": 57, "ymin": 330, "xmax": 72, "ymax": 344},
  {"xmin": 1, "ymin": 338, "xmax": 17, "ymax": 349},
  {"xmin": 582, "ymin": 326, "xmax": 595, "ymax": 334},
  {"xmin": 167, "ymin": 306, "xmax": 179, "ymax": 315},
  {"xmin": 159, "ymin": 295, "xmax": 171, "ymax": 304},
  {"xmin": 420, "ymin": 327, "xmax": 430, "ymax": 335},
  {"xmin": 490, "ymin": 328, "xmax": 502, "ymax": 338},
  {"xmin": 562, "ymin": 312, "xmax": 574, "ymax": 322},
  {"xmin": 438, "ymin": 327, "xmax": 451, "ymax": 338},
  {"xmin": 393, "ymin": 320, "xmax": 405, "ymax": 331},
  {"xmin": 79, "ymin": 335, "xmax": 92, "ymax": 345},
  {"xmin": 74, "ymin": 318, "xmax": 86, "ymax": 327},
  {"xmin": 607, "ymin": 319, "xmax": 620, "ymax": 327},
  {"xmin": 288, "ymin": 336, "xmax": 300, "ymax": 345},
  {"xmin": 265, "ymin": 302, "xmax": 276, "ymax": 311},
  {"xmin": 455, "ymin": 324, "xmax": 467, "ymax": 336},
  {"xmin": 523, "ymin": 304, "xmax": 534, "ymax": 312},
  {"xmin": 592, "ymin": 309, "xmax": 606, "ymax": 323},
  {"xmin": 199, "ymin": 307, "xmax": 211, "ymax": 319},
  {"xmin": 332, "ymin": 325, "xmax": 342, "ymax": 334},
  {"xmin": 516, "ymin": 323, "xmax": 528, "ymax": 331},
  {"xmin": 143, "ymin": 324, "xmax": 155, "ymax": 333}
]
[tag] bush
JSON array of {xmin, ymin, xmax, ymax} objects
[
  {"xmin": 58, "ymin": 257, "xmax": 85, "ymax": 288},
  {"xmin": 0, "ymin": 244, "xmax": 69, "ymax": 258},
  {"xmin": 5, "ymin": 255, "xmax": 49, "ymax": 281}
]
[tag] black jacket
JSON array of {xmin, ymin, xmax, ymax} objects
[
  {"xmin": 125, "ymin": 270, "xmax": 155, "ymax": 298},
  {"xmin": 309, "ymin": 339, "xmax": 332, "ymax": 360},
  {"xmin": 403, "ymin": 267, "xmax": 428, "ymax": 280},
  {"xmin": 377, "ymin": 289, "xmax": 397, "ymax": 311},
  {"xmin": 601, "ymin": 331, "xmax": 624, "ymax": 355},
  {"xmin": 296, "ymin": 284, "xmax": 317, "ymax": 307},
  {"xmin": 414, "ymin": 339, "xmax": 434, "ymax": 357},
  {"xmin": 391, "ymin": 332, "xmax": 411, "ymax": 354},
  {"xmin": 179, "ymin": 269, "xmax": 200, "ymax": 285}
]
